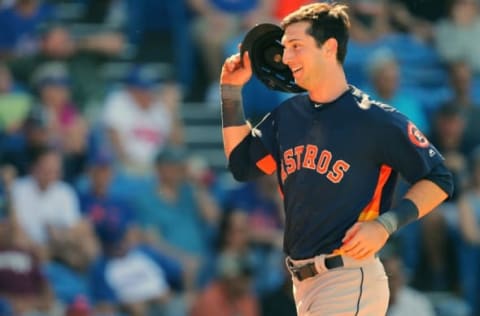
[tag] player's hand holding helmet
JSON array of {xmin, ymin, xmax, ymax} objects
[
  {"xmin": 221, "ymin": 50, "xmax": 253, "ymax": 86},
  {"xmin": 240, "ymin": 23, "xmax": 305, "ymax": 93}
]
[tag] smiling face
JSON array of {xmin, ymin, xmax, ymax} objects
[{"xmin": 281, "ymin": 21, "xmax": 337, "ymax": 91}]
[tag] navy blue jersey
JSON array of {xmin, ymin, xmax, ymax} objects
[{"xmin": 248, "ymin": 86, "xmax": 444, "ymax": 260}]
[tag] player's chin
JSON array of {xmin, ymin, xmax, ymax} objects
[{"xmin": 293, "ymin": 78, "xmax": 307, "ymax": 90}]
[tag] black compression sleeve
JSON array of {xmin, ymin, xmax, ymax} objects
[{"xmin": 221, "ymin": 85, "xmax": 245, "ymax": 127}]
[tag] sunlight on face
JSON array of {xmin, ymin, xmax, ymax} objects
[{"xmin": 281, "ymin": 21, "xmax": 329, "ymax": 90}]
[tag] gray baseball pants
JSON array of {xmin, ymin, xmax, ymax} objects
[{"xmin": 286, "ymin": 255, "xmax": 389, "ymax": 316}]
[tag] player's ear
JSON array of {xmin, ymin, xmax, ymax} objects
[{"xmin": 323, "ymin": 38, "xmax": 338, "ymax": 59}]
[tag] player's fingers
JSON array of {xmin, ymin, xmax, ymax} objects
[
  {"xmin": 344, "ymin": 240, "xmax": 366, "ymax": 257},
  {"xmin": 355, "ymin": 248, "xmax": 372, "ymax": 260},
  {"xmin": 342, "ymin": 222, "xmax": 360, "ymax": 243},
  {"xmin": 341, "ymin": 237, "xmax": 361, "ymax": 252},
  {"xmin": 242, "ymin": 51, "xmax": 251, "ymax": 69}
]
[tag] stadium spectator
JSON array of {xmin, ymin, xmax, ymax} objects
[
  {"xmin": 88, "ymin": 198, "xmax": 185, "ymax": 316},
  {"xmin": 381, "ymin": 248, "xmax": 436, "ymax": 316},
  {"xmin": 135, "ymin": 145, "xmax": 220, "ymax": 290},
  {"xmin": 32, "ymin": 62, "xmax": 89, "ymax": 182},
  {"xmin": 457, "ymin": 146, "xmax": 480, "ymax": 315},
  {"xmin": 224, "ymin": 175, "xmax": 286, "ymax": 295},
  {"xmin": 7, "ymin": 22, "xmax": 125, "ymax": 108},
  {"xmin": 125, "ymin": 1, "xmax": 194, "ymax": 95},
  {"xmin": 365, "ymin": 48, "xmax": 429, "ymax": 134},
  {"xmin": 10, "ymin": 147, "xmax": 96, "ymax": 262},
  {"xmin": 0, "ymin": 0, "xmax": 55, "ymax": 58},
  {"xmin": 434, "ymin": 0, "xmax": 480, "ymax": 74},
  {"xmin": 102, "ymin": 65, "xmax": 183, "ymax": 176},
  {"xmin": 443, "ymin": 61, "xmax": 480, "ymax": 155},
  {"xmin": 189, "ymin": 0, "xmax": 274, "ymax": 102},
  {"xmin": 0, "ymin": 108, "xmax": 49, "ymax": 177},
  {"xmin": 190, "ymin": 245, "xmax": 259, "ymax": 316},
  {"xmin": 414, "ymin": 104, "xmax": 468, "ymax": 292},
  {"xmin": 0, "ymin": 62, "xmax": 32, "ymax": 134},
  {"xmin": 0, "ymin": 162, "xmax": 61, "ymax": 316}
]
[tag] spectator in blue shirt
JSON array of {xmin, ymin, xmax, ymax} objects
[
  {"xmin": 135, "ymin": 145, "xmax": 220, "ymax": 290},
  {"xmin": 88, "ymin": 191, "xmax": 184, "ymax": 316},
  {"xmin": 0, "ymin": 0, "xmax": 54, "ymax": 58}
]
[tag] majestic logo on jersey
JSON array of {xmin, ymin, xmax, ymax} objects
[
  {"xmin": 407, "ymin": 122, "xmax": 429, "ymax": 148},
  {"xmin": 280, "ymin": 145, "xmax": 351, "ymax": 183}
]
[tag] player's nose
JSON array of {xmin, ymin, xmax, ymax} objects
[{"xmin": 282, "ymin": 48, "xmax": 293, "ymax": 66}]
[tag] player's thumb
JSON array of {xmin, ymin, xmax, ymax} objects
[{"xmin": 342, "ymin": 223, "xmax": 360, "ymax": 243}]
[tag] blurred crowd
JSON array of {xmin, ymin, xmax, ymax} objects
[{"xmin": 0, "ymin": 0, "xmax": 480, "ymax": 315}]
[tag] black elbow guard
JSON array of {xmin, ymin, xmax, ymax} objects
[
  {"xmin": 228, "ymin": 136, "xmax": 265, "ymax": 182},
  {"xmin": 423, "ymin": 163, "xmax": 454, "ymax": 198}
]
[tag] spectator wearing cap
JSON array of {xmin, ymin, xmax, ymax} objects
[
  {"xmin": 135, "ymin": 145, "xmax": 220, "ymax": 290},
  {"xmin": 102, "ymin": 65, "xmax": 183, "ymax": 177},
  {"xmin": 31, "ymin": 62, "xmax": 89, "ymax": 183},
  {"xmin": 78, "ymin": 151, "xmax": 140, "ymax": 251},
  {"xmin": 88, "ymin": 195, "xmax": 185, "ymax": 316}
]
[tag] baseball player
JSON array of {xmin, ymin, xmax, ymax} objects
[{"xmin": 220, "ymin": 2, "xmax": 454, "ymax": 316}]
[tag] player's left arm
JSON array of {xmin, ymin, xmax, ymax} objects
[
  {"xmin": 341, "ymin": 115, "xmax": 454, "ymax": 259},
  {"xmin": 341, "ymin": 164, "xmax": 452, "ymax": 260}
]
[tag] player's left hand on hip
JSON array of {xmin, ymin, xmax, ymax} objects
[{"xmin": 340, "ymin": 221, "xmax": 389, "ymax": 260}]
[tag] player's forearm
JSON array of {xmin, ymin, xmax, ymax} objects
[
  {"xmin": 221, "ymin": 84, "xmax": 250, "ymax": 158},
  {"xmin": 403, "ymin": 179, "xmax": 449, "ymax": 218},
  {"xmin": 375, "ymin": 179, "xmax": 449, "ymax": 235}
]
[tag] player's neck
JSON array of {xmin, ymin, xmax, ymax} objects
[{"xmin": 308, "ymin": 68, "xmax": 349, "ymax": 104}]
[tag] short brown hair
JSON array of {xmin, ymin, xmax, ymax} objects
[{"xmin": 281, "ymin": 2, "xmax": 350, "ymax": 64}]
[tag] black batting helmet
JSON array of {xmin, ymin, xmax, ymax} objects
[{"xmin": 241, "ymin": 23, "xmax": 305, "ymax": 93}]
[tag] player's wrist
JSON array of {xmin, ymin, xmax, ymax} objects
[
  {"xmin": 375, "ymin": 198, "xmax": 419, "ymax": 235},
  {"xmin": 221, "ymin": 85, "xmax": 245, "ymax": 127},
  {"xmin": 221, "ymin": 84, "xmax": 243, "ymax": 99}
]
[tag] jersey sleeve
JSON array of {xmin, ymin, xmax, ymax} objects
[
  {"xmin": 250, "ymin": 111, "xmax": 279, "ymax": 173},
  {"xmin": 375, "ymin": 111, "xmax": 445, "ymax": 184},
  {"xmin": 228, "ymin": 112, "xmax": 279, "ymax": 181}
]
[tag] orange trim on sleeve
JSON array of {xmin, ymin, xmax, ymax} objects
[
  {"xmin": 357, "ymin": 164, "xmax": 393, "ymax": 221},
  {"xmin": 256, "ymin": 154, "xmax": 277, "ymax": 175}
]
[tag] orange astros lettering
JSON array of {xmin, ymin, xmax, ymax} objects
[
  {"xmin": 302, "ymin": 145, "xmax": 318, "ymax": 169},
  {"xmin": 327, "ymin": 160, "xmax": 351, "ymax": 183},
  {"xmin": 281, "ymin": 145, "xmax": 350, "ymax": 184}
]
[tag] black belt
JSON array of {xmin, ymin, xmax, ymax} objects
[{"xmin": 287, "ymin": 255, "xmax": 344, "ymax": 281}]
